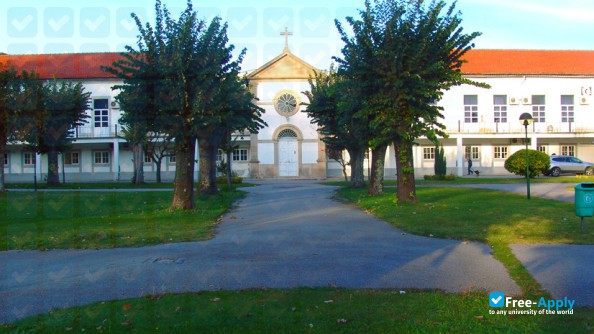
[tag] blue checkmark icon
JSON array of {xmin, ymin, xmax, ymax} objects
[{"xmin": 489, "ymin": 292, "xmax": 505, "ymax": 308}]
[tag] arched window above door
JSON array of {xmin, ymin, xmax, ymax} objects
[{"xmin": 278, "ymin": 129, "xmax": 297, "ymax": 138}]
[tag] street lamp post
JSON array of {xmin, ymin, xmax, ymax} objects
[{"xmin": 519, "ymin": 113, "xmax": 534, "ymax": 200}]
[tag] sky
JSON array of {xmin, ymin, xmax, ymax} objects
[{"xmin": 1, "ymin": 0, "xmax": 593, "ymax": 71}]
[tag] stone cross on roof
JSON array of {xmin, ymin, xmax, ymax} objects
[{"xmin": 281, "ymin": 27, "xmax": 293, "ymax": 50}]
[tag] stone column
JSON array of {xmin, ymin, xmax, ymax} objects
[
  {"xmin": 316, "ymin": 133, "xmax": 327, "ymax": 179},
  {"xmin": 35, "ymin": 153, "xmax": 42, "ymax": 181},
  {"xmin": 457, "ymin": 137, "xmax": 463, "ymax": 177},
  {"xmin": 113, "ymin": 139, "xmax": 120, "ymax": 181},
  {"xmin": 249, "ymin": 133, "xmax": 260, "ymax": 179}
]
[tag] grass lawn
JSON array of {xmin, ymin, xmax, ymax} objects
[
  {"xmin": 4, "ymin": 182, "xmax": 255, "ymax": 189},
  {"xmin": 0, "ymin": 186, "xmax": 246, "ymax": 250},
  {"xmin": 336, "ymin": 187, "xmax": 592, "ymax": 244},
  {"xmin": 2, "ymin": 289, "xmax": 592, "ymax": 333},
  {"xmin": 335, "ymin": 186, "xmax": 593, "ymax": 298}
]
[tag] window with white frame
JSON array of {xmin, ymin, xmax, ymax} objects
[
  {"xmin": 537, "ymin": 145, "xmax": 547, "ymax": 154},
  {"xmin": 93, "ymin": 99, "xmax": 109, "ymax": 128},
  {"xmin": 23, "ymin": 152, "xmax": 36, "ymax": 166},
  {"xmin": 3, "ymin": 153, "xmax": 8, "ymax": 166},
  {"xmin": 493, "ymin": 146, "xmax": 508, "ymax": 159},
  {"xmin": 144, "ymin": 153, "xmax": 153, "ymax": 164},
  {"xmin": 232, "ymin": 149, "xmax": 248, "ymax": 161},
  {"xmin": 217, "ymin": 149, "xmax": 224, "ymax": 162},
  {"xmin": 423, "ymin": 147, "xmax": 435, "ymax": 160},
  {"xmin": 493, "ymin": 95, "xmax": 507, "ymax": 123},
  {"xmin": 168, "ymin": 152, "xmax": 176, "ymax": 164},
  {"xmin": 64, "ymin": 152, "xmax": 79, "ymax": 165},
  {"xmin": 561, "ymin": 95, "xmax": 574, "ymax": 123},
  {"xmin": 561, "ymin": 145, "xmax": 575, "ymax": 156},
  {"xmin": 94, "ymin": 151, "xmax": 110, "ymax": 164},
  {"xmin": 532, "ymin": 95, "xmax": 546, "ymax": 123},
  {"xmin": 465, "ymin": 146, "xmax": 480, "ymax": 160},
  {"xmin": 464, "ymin": 95, "xmax": 478, "ymax": 123}
]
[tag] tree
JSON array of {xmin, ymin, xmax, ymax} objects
[
  {"xmin": 16, "ymin": 78, "xmax": 90, "ymax": 186},
  {"xmin": 303, "ymin": 68, "xmax": 369, "ymax": 188},
  {"xmin": 333, "ymin": 4, "xmax": 393, "ymax": 194},
  {"xmin": 505, "ymin": 149, "xmax": 550, "ymax": 178},
  {"xmin": 104, "ymin": 0, "xmax": 199, "ymax": 209},
  {"xmin": 196, "ymin": 73, "xmax": 265, "ymax": 196},
  {"xmin": 144, "ymin": 131, "xmax": 174, "ymax": 183},
  {"xmin": 120, "ymin": 124, "xmax": 146, "ymax": 184},
  {"xmin": 0, "ymin": 66, "xmax": 17, "ymax": 191},
  {"xmin": 103, "ymin": 0, "xmax": 263, "ymax": 209},
  {"xmin": 218, "ymin": 129, "xmax": 239, "ymax": 186},
  {"xmin": 326, "ymin": 144, "xmax": 349, "ymax": 181},
  {"xmin": 434, "ymin": 145, "xmax": 447, "ymax": 176},
  {"xmin": 336, "ymin": 0, "xmax": 485, "ymax": 202}
]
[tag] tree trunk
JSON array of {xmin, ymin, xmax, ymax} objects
[
  {"xmin": 171, "ymin": 136, "xmax": 195, "ymax": 210},
  {"xmin": 46, "ymin": 150, "xmax": 60, "ymax": 186},
  {"xmin": 394, "ymin": 140, "xmax": 417, "ymax": 203},
  {"xmin": 368, "ymin": 144, "xmax": 387, "ymax": 196},
  {"xmin": 347, "ymin": 148, "xmax": 365, "ymax": 188},
  {"xmin": 132, "ymin": 142, "xmax": 144, "ymax": 184},
  {"xmin": 197, "ymin": 139, "xmax": 218, "ymax": 196},
  {"xmin": 155, "ymin": 156, "xmax": 162, "ymax": 183},
  {"xmin": 226, "ymin": 149, "xmax": 232, "ymax": 186},
  {"xmin": 340, "ymin": 157, "xmax": 348, "ymax": 182}
]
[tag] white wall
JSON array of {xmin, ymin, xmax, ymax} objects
[
  {"xmin": 256, "ymin": 80, "xmax": 319, "ymax": 141},
  {"xmin": 440, "ymin": 77, "xmax": 594, "ymax": 134}
]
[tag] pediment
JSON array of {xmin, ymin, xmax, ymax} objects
[{"xmin": 248, "ymin": 49, "xmax": 318, "ymax": 81}]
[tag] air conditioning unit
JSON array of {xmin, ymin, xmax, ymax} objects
[
  {"xmin": 521, "ymin": 97, "xmax": 531, "ymax": 105},
  {"xmin": 509, "ymin": 96, "xmax": 519, "ymax": 105},
  {"xmin": 579, "ymin": 96, "xmax": 590, "ymax": 105},
  {"xmin": 110, "ymin": 101, "xmax": 120, "ymax": 109}
]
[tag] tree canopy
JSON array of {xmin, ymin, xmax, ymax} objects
[
  {"xmin": 103, "ymin": 0, "xmax": 264, "ymax": 209},
  {"xmin": 333, "ymin": 0, "xmax": 485, "ymax": 202},
  {"xmin": 303, "ymin": 67, "xmax": 369, "ymax": 188}
]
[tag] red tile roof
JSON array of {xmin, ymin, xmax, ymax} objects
[
  {"xmin": 1, "ymin": 50, "xmax": 594, "ymax": 79},
  {"xmin": 0, "ymin": 53, "xmax": 123, "ymax": 79},
  {"xmin": 461, "ymin": 50, "xmax": 594, "ymax": 76}
]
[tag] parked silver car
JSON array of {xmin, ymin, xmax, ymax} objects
[{"xmin": 546, "ymin": 155, "xmax": 594, "ymax": 177}]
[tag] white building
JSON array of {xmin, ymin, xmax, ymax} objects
[{"xmin": 1, "ymin": 49, "xmax": 593, "ymax": 182}]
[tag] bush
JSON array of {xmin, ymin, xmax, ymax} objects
[
  {"xmin": 216, "ymin": 176, "xmax": 243, "ymax": 184},
  {"xmin": 423, "ymin": 174, "xmax": 456, "ymax": 181},
  {"xmin": 504, "ymin": 149, "xmax": 550, "ymax": 178},
  {"xmin": 434, "ymin": 145, "xmax": 447, "ymax": 176}
]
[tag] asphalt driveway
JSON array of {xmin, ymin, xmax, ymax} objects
[{"xmin": 0, "ymin": 181, "xmax": 520, "ymax": 323}]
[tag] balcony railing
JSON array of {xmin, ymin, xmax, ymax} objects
[
  {"xmin": 72, "ymin": 126, "xmax": 252, "ymax": 140},
  {"xmin": 74, "ymin": 125, "xmax": 119, "ymax": 139},
  {"xmin": 447, "ymin": 120, "xmax": 594, "ymax": 135}
]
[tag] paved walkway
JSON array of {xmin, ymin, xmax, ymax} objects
[
  {"xmin": 0, "ymin": 181, "xmax": 520, "ymax": 324},
  {"xmin": 511, "ymin": 244, "xmax": 594, "ymax": 306}
]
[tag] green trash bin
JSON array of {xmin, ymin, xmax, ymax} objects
[{"xmin": 575, "ymin": 182, "xmax": 594, "ymax": 231}]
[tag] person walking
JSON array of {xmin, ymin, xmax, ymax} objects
[{"xmin": 467, "ymin": 158, "xmax": 473, "ymax": 175}]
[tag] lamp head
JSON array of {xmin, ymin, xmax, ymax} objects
[{"xmin": 519, "ymin": 113, "xmax": 533, "ymax": 127}]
